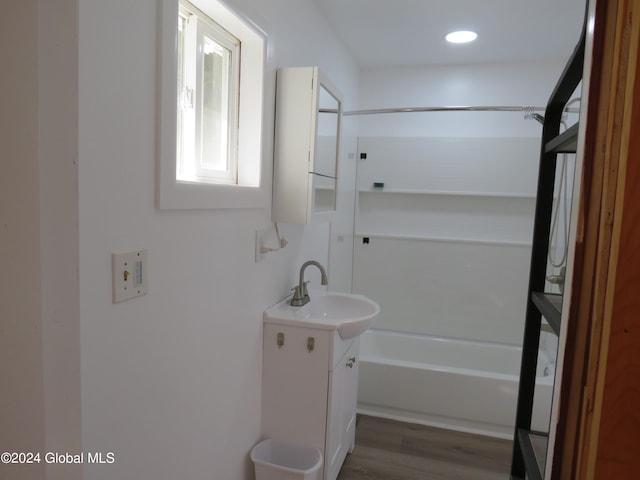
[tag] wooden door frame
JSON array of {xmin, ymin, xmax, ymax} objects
[{"xmin": 551, "ymin": 0, "xmax": 640, "ymax": 478}]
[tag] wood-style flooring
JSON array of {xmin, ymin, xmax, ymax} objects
[{"xmin": 337, "ymin": 415, "xmax": 513, "ymax": 480}]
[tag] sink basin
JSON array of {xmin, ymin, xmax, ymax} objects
[{"xmin": 264, "ymin": 291, "xmax": 380, "ymax": 339}]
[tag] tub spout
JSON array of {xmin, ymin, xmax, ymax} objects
[{"xmin": 290, "ymin": 261, "xmax": 328, "ymax": 306}]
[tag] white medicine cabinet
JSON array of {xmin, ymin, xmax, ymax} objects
[{"xmin": 272, "ymin": 66, "xmax": 342, "ymax": 224}]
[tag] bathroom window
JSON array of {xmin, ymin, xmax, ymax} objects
[
  {"xmin": 158, "ymin": 0, "xmax": 266, "ymax": 209},
  {"xmin": 177, "ymin": 2, "xmax": 239, "ymax": 185}
]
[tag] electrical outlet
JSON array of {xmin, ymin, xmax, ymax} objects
[{"xmin": 112, "ymin": 249, "xmax": 147, "ymax": 303}]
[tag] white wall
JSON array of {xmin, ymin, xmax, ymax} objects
[
  {"xmin": 77, "ymin": 1, "xmax": 358, "ymax": 480},
  {"xmin": 39, "ymin": 1, "xmax": 83, "ymax": 479},
  {"xmin": 352, "ymin": 61, "xmax": 568, "ymax": 344},
  {"xmin": 0, "ymin": 3, "xmax": 46, "ymax": 479},
  {"xmin": 2, "ymin": 2, "xmax": 82, "ymax": 479},
  {"xmin": 357, "ymin": 62, "xmax": 565, "ymax": 137}
]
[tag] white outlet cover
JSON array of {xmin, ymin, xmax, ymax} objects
[{"xmin": 112, "ymin": 249, "xmax": 147, "ymax": 303}]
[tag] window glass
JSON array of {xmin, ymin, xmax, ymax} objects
[
  {"xmin": 177, "ymin": 1, "xmax": 239, "ymax": 184},
  {"xmin": 201, "ymin": 35, "xmax": 230, "ymax": 173}
]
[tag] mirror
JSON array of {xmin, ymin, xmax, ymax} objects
[
  {"xmin": 313, "ymin": 85, "xmax": 340, "ymax": 212},
  {"xmin": 272, "ymin": 67, "xmax": 342, "ymax": 223}
]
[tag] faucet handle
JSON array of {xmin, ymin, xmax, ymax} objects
[
  {"xmin": 290, "ymin": 285, "xmax": 308, "ymax": 306},
  {"xmin": 291, "ymin": 285, "xmax": 303, "ymax": 301}
]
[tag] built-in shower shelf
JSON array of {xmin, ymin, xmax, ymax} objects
[
  {"xmin": 357, "ymin": 188, "xmax": 536, "ymax": 199},
  {"xmin": 516, "ymin": 429, "xmax": 548, "ymax": 480},
  {"xmin": 531, "ymin": 292, "xmax": 562, "ymax": 335},
  {"xmin": 354, "ymin": 232, "xmax": 532, "ymax": 248},
  {"xmin": 545, "ymin": 123, "xmax": 579, "ymax": 154}
]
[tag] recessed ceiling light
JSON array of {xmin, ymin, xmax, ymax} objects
[{"xmin": 445, "ymin": 30, "xmax": 478, "ymax": 44}]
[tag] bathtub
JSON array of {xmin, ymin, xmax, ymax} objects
[{"xmin": 357, "ymin": 329, "xmax": 555, "ymax": 439}]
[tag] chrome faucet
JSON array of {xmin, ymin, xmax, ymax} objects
[{"xmin": 290, "ymin": 260, "xmax": 328, "ymax": 306}]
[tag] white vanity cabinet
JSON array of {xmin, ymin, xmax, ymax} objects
[{"xmin": 262, "ymin": 321, "xmax": 359, "ymax": 480}]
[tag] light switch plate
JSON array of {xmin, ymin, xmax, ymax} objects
[{"xmin": 112, "ymin": 249, "xmax": 147, "ymax": 303}]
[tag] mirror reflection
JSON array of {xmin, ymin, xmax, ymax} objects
[{"xmin": 313, "ymin": 85, "xmax": 340, "ymax": 212}]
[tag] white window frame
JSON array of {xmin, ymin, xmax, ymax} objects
[
  {"xmin": 158, "ymin": 0, "xmax": 267, "ymax": 209},
  {"xmin": 178, "ymin": 2, "xmax": 239, "ymax": 185}
]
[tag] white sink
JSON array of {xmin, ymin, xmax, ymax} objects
[{"xmin": 264, "ymin": 291, "xmax": 380, "ymax": 339}]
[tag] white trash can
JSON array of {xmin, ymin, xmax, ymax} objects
[{"xmin": 250, "ymin": 438, "xmax": 322, "ymax": 480}]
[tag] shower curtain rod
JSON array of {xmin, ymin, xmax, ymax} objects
[{"xmin": 343, "ymin": 105, "xmax": 579, "ymax": 116}]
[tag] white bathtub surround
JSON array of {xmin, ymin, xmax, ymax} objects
[
  {"xmin": 354, "ymin": 136, "xmax": 539, "ymax": 345},
  {"xmin": 350, "ymin": 67, "xmax": 567, "ymax": 444},
  {"xmin": 357, "ymin": 330, "xmax": 554, "ymax": 439}
]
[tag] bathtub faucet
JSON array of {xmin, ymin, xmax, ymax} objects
[{"xmin": 290, "ymin": 261, "xmax": 328, "ymax": 306}]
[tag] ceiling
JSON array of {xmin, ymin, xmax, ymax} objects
[{"xmin": 311, "ymin": 0, "xmax": 587, "ymax": 68}]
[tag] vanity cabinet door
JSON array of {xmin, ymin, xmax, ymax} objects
[
  {"xmin": 325, "ymin": 339, "xmax": 359, "ymax": 480},
  {"xmin": 262, "ymin": 324, "xmax": 331, "ymax": 459},
  {"xmin": 342, "ymin": 340, "xmax": 359, "ymax": 454}
]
